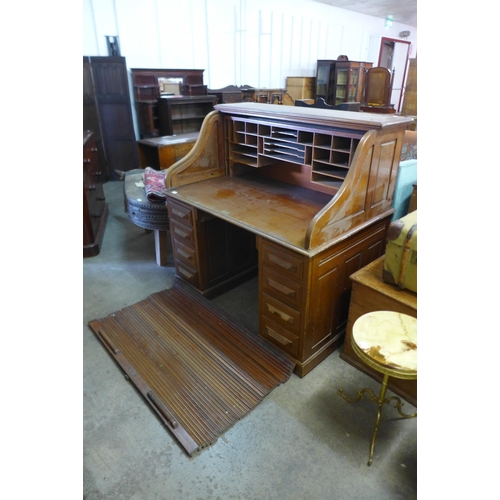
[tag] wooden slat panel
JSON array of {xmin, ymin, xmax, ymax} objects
[{"xmin": 89, "ymin": 279, "xmax": 295, "ymax": 455}]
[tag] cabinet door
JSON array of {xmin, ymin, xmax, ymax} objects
[
  {"xmin": 306, "ymin": 220, "xmax": 388, "ymax": 357},
  {"xmin": 88, "ymin": 56, "xmax": 139, "ymax": 179}
]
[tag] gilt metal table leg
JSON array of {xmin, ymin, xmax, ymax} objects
[{"xmin": 368, "ymin": 373, "xmax": 389, "ymax": 466}]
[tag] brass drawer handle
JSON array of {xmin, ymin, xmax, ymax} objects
[
  {"xmin": 267, "ymin": 277, "xmax": 296, "ymax": 297},
  {"xmin": 268, "ymin": 253, "xmax": 297, "ymax": 272},
  {"xmin": 265, "ymin": 325, "xmax": 292, "ymax": 346},
  {"xmin": 267, "ymin": 304, "xmax": 294, "ymax": 324}
]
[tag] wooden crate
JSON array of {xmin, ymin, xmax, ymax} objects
[{"xmin": 286, "ymin": 77, "xmax": 315, "ymax": 101}]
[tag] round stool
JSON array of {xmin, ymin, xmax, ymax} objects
[
  {"xmin": 123, "ymin": 169, "xmax": 170, "ymax": 266},
  {"xmin": 339, "ymin": 311, "xmax": 417, "ymax": 466}
]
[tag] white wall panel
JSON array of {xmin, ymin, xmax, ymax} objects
[{"xmin": 82, "ymin": 0, "xmax": 418, "ymax": 136}]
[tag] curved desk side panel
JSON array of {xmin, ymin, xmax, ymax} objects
[
  {"xmin": 305, "ymin": 125, "xmax": 404, "ymax": 250},
  {"xmin": 166, "ymin": 111, "xmax": 226, "ymax": 188}
]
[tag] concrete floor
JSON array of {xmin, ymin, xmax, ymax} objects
[{"xmin": 83, "ymin": 179, "xmax": 417, "ymax": 500}]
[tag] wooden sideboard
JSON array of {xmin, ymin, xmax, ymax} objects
[
  {"xmin": 131, "ymin": 68, "xmax": 207, "ymax": 138},
  {"xmin": 341, "ymin": 255, "xmax": 417, "ymax": 405},
  {"xmin": 83, "ymin": 130, "xmax": 108, "ymax": 257},
  {"xmin": 164, "ymin": 103, "xmax": 412, "ymax": 376}
]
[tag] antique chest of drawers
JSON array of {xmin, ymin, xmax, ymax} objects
[{"xmin": 83, "ymin": 130, "xmax": 108, "ymax": 257}]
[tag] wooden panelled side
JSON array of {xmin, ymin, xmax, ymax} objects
[
  {"xmin": 86, "ymin": 56, "xmax": 139, "ymax": 179},
  {"xmin": 305, "ymin": 218, "xmax": 389, "ymax": 359}
]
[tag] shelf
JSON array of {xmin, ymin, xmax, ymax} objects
[{"xmin": 226, "ymin": 116, "xmax": 362, "ymax": 189}]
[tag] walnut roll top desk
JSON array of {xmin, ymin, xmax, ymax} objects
[{"xmin": 164, "ymin": 103, "xmax": 413, "ymax": 376}]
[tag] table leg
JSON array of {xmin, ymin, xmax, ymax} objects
[
  {"xmin": 154, "ymin": 229, "xmax": 168, "ymax": 266},
  {"xmin": 368, "ymin": 373, "xmax": 389, "ymax": 466}
]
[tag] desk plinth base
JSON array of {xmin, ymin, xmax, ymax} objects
[{"xmin": 339, "ymin": 373, "xmax": 416, "ymax": 465}]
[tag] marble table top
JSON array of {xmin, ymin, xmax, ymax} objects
[{"xmin": 352, "ymin": 311, "xmax": 417, "ymax": 373}]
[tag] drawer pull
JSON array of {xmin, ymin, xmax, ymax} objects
[
  {"xmin": 267, "ymin": 277, "xmax": 295, "ymax": 297},
  {"xmin": 178, "ymin": 266, "xmax": 195, "ymax": 279},
  {"xmin": 174, "ymin": 226, "xmax": 189, "ymax": 239},
  {"xmin": 177, "ymin": 247, "xmax": 192, "ymax": 260},
  {"xmin": 265, "ymin": 326, "xmax": 292, "ymax": 346},
  {"xmin": 267, "ymin": 304, "xmax": 294, "ymax": 324},
  {"xmin": 268, "ymin": 253, "xmax": 297, "ymax": 272},
  {"xmin": 172, "ymin": 208, "xmax": 189, "ymax": 219}
]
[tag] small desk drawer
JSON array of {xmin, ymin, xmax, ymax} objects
[
  {"xmin": 261, "ymin": 316, "xmax": 299, "ymax": 358},
  {"xmin": 261, "ymin": 292, "xmax": 301, "ymax": 336},
  {"xmin": 175, "ymin": 260, "xmax": 199, "ymax": 287},
  {"xmin": 170, "ymin": 219, "xmax": 196, "ymax": 248},
  {"xmin": 173, "ymin": 239, "xmax": 197, "ymax": 269},
  {"xmin": 261, "ymin": 240, "xmax": 304, "ymax": 282},
  {"xmin": 168, "ymin": 199, "xmax": 194, "ymax": 227},
  {"xmin": 262, "ymin": 267, "xmax": 302, "ymax": 310}
]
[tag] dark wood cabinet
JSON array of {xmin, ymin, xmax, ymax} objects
[
  {"xmin": 131, "ymin": 68, "xmax": 207, "ymax": 138},
  {"xmin": 316, "ymin": 60, "xmax": 372, "ymax": 106},
  {"xmin": 84, "ymin": 130, "xmax": 108, "ymax": 257},
  {"xmin": 83, "ymin": 56, "xmax": 139, "ymax": 180},
  {"xmin": 157, "ymin": 95, "xmax": 216, "ymax": 136}
]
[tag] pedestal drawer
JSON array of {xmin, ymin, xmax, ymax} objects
[
  {"xmin": 262, "ymin": 266, "xmax": 302, "ymax": 311},
  {"xmin": 261, "ymin": 292, "xmax": 301, "ymax": 336},
  {"xmin": 261, "ymin": 240, "xmax": 304, "ymax": 282},
  {"xmin": 261, "ymin": 316, "xmax": 299, "ymax": 357},
  {"xmin": 170, "ymin": 219, "xmax": 196, "ymax": 248},
  {"xmin": 168, "ymin": 199, "xmax": 194, "ymax": 226}
]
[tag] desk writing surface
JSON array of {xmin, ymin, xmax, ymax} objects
[{"xmin": 166, "ymin": 174, "xmax": 332, "ymax": 250}]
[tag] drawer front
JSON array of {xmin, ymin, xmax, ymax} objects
[
  {"xmin": 262, "ymin": 267, "xmax": 302, "ymax": 311},
  {"xmin": 260, "ymin": 316, "xmax": 299, "ymax": 358},
  {"xmin": 175, "ymin": 260, "xmax": 199, "ymax": 287},
  {"xmin": 172, "ymin": 238, "xmax": 197, "ymax": 269},
  {"xmin": 168, "ymin": 199, "xmax": 194, "ymax": 227},
  {"xmin": 170, "ymin": 219, "xmax": 196, "ymax": 248},
  {"xmin": 261, "ymin": 241, "xmax": 304, "ymax": 282},
  {"xmin": 261, "ymin": 292, "xmax": 301, "ymax": 336}
]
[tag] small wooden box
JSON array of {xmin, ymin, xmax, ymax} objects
[{"xmin": 286, "ymin": 77, "xmax": 315, "ymax": 101}]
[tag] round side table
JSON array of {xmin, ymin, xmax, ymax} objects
[
  {"xmin": 123, "ymin": 169, "xmax": 170, "ymax": 266},
  {"xmin": 339, "ymin": 310, "xmax": 417, "ymax": 465}
]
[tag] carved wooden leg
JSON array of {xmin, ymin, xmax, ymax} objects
[{"xmin": 154, "ymin": 229, "xmax": 168, "ymax": 266}]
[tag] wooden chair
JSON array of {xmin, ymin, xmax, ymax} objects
[{"xmin": 361, "ymin": 67, "xmax": 395, "ymax": 114}]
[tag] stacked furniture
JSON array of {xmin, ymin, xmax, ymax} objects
[{"xmin": 131, "ymin": 68, "xmax": 210, "ymax": 138}]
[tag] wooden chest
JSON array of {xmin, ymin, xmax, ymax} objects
[
  {"xmin": 383, "ymin": 210, "xmax": 417, "ymax": 293},
  {"xmin": 340, "ymin": 256, "xmax": 417, "ymax": 405}
]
